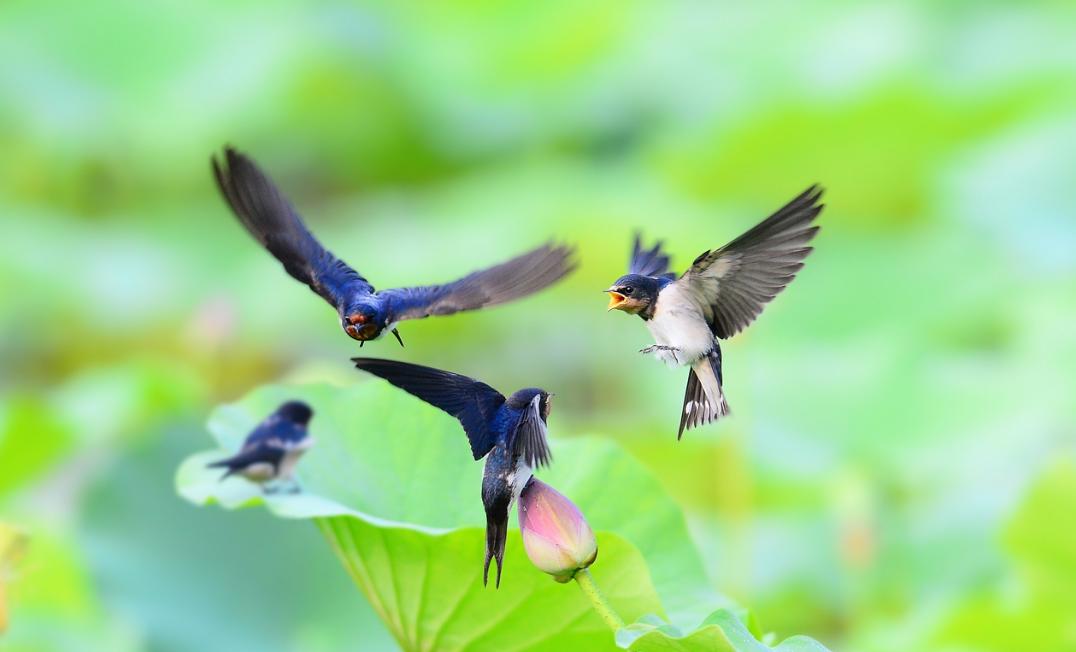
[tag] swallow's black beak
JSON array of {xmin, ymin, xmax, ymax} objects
[{"xmin": 391, "ymin": 328, "xmax": 404, "ymax": 347}]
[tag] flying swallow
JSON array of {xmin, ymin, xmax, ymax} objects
[
  {"xmin": 352, "ymin": 358, "xmax": 552, "ymax": 588},
  {"xmin": 212, "ymin": 146, "xmax": 576, "ymax": 346},
  {"xmin": 207, "ymin": 400, "xmax": 315, "ymax": 491},
  {"xmin": 605, "ymin": 186, "xmax": 823, "ymax": 438}
]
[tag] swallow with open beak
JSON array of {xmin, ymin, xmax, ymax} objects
[
  {"xmin": 352, "ymin": 358, "xmax": 553, "ymax": 588},
  {"xmin": 207, "ymin": 400, "xmax": 315, "ymax": 492},
  {"xmin": 212, "ymin": 146, "xmax": 576, "ymax": 346},
  {"xmin": 605, "ymin": 186, "xmax": 823, "ymax": 438}
]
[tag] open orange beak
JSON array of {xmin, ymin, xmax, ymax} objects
[{"xmin": 605, "ymin": 289, "xmax": 626, "ymax": 311}]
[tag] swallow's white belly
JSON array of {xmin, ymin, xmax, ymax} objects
[
  {"xmin": 277, "ymin": 436, "xmax": 314, "ymax": 481},
  {"xmin": 645, "ymin": 284, "xmax": 714, "ymax": 366},
  {"xmin": 240, "ymin": 462, "xmax": 276, "ymax": 483},
  {"xmin": 507, "ymin": 458, "xmax": 533, "ymax": 504}
]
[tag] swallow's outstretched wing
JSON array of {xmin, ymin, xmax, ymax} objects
[
  {"xmin": 378, "ymin": 244, "xmax": 575, "ymax": 323},
  {"xmin": 212, "ymin": 147, "xmax": 373, "ymax": 312},
  {"xmin": 352, "ymin": 358, "xmax": 506, "ymax": 460},
  {"xmin": 677, "ymin": 186, "xmax": 823, "ymax": 339},
  {"xmin": 511, "ymin": 395, "xmax": 552, "ymax": 469},
  {"xmin": 628, "ymin": 233, "xmax": 675, "ymax": 279}
]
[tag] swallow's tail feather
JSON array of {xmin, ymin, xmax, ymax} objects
[
  {"xmin": 206, "ymin": 457, "xmax": 238, "ymax": 480},
  {"xmin": 483, "ymin": 509, "xmax": 508, "ymax": 588},
  {"xmin": 678, "ymin": 344, "xmax": 729, "ymax": 439}
]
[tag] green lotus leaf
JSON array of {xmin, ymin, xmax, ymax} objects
[
  {"xmin": 177, "ymin": 381, "xmax": 728, "ymax": 650},
  {"xmin": 617, "ymin": 609, "xmax": 831, "ymax": 652}
]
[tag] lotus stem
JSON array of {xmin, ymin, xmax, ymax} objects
[{"xmin": 574, "ymin": 568, "xmax": 624, "ymax": 631}]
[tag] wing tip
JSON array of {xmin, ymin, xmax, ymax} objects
[
  {"xmin": 352, "ymin": 356, "xmax": 410, "ymax": 372},
  {"xmin": 211, "ymin": 144, "xmax": 245, "ymax": 173},
  {"xmin": 629, "ymin": 232, "xmax": 672, "ymax": 277}
]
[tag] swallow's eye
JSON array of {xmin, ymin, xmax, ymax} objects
[{"xmin": 622, "ymin": 287, "xmax": 633, "ymax": 296}]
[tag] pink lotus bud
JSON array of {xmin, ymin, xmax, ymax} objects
[{"xmin": 518, "ymin": 478, "xmax": 598, "ymax": 582}]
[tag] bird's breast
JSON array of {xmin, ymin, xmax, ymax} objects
[
  {"xmin": 482, "ymin": 444, "xmax": 533, "ymax": 509},
  {"xmin": 646, "ymin": 285, "xmax": 714, "ymax": 365},
  {"xmin": 277, "ymin": 436, "xmax": 314, "ymax": 479},
  {"xmin": 509, "ymin": 458, "xmax": 533, "ymax": 502}
]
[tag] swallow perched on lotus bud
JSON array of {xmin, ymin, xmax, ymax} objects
[
  {"xmin": 212, "ymin": 146, "xmax": 576, "ymax": 347},
  {"xmin": 207, "ymin": 400, "xmax": 315, "ymax": 492},
  {"xmin": 605, "ymin": 186, "xmax": 823, "ymax": 438},
  {"xmin": 517, "ymin": 478, "xmax": 597, "ymax": 583},
  {"xmin": 353, "ymin": 358, "xmax": 553, "ymax": 588}
]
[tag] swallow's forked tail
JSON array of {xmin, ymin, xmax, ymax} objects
[
  {"xmin": 483, "ymin": 509, "xmax": 508, "ymax": 588},
  {"xmin": 678, "ymin": 344, "xmax": 729, "ymax": 439},
  {"xmin": 206, "ymin": 457, "xmax": 238, "ymax": 480}
]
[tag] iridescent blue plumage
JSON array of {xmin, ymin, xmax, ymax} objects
[
  {"xmin": 207, "ymin": 401, "xmax": 314, "ymax": 491},
  {"xmin": 353, "ymin": 358, "xmax": 552, "ymax": 587},
  {"xmin": 212, "ymin": 146, "xmax": 576, "ymax": 346}
]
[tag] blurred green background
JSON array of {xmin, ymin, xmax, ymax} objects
[{"xmin": 2, "ymin": 0, "xmax": 1074, "ymax": 650}]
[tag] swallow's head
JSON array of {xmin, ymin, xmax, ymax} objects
[
  {"xmin": 508, "ymin": 388, "xmax": 554, "ymax": 423},
  {"xmin": 541, "ymin": 392, "xmax": 553, "ymax": 421},
  {"xmin": 276, "ymin": 400, "xmax": 313, "ymax": 426},
  {"xmin": 342, "ymin": 305, "xmax": 383, "ymax": 341},
  {"xmin": 605, "ymin": 274, "xmax": 660, "ymax": 315}
]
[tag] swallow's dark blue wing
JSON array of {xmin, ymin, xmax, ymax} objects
[
  {"xmin": 629, "ymin": 233, "xmax": 676, "ymax": 279},
  {"xmin": 510, "ymin": 395, "xmax": 552, "ymax": 469},
  {"xmin": 352, "ymin": 358, "xmax": 506, "ymax": 460},
  {"xmin": 237, "ymin": 400, "xmax": 312, "ymax": 452},
  {"xmin": 678, "ymin": 185, "xmax": 823, "ymax": 339},
  {"xmin": 241, "ymin": 420, "xmax": 307, "ymax": 453},
  {"xmin": 377, "ymin": 243, "xmax": 575, "ymax": 323},
  {"xmin": 212, "ymin": 147, "xmax": 374, "ymax": 313},
  {"xmin": 208, "ymin": 443, "xmax": 285, "ymax": 473}
]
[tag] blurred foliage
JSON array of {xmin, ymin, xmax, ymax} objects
[
  {"xmin": 930, "ymin": 460, "xmax": 1076, "ymax": 652},
  {"xmin": 2, "ymin": 0, "xmax": 1075, "ymax": 650},
  {"xmin": 0, "ymin": 524, "xmax": 29, "ymax": 635}
]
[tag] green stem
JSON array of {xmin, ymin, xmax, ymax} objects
[{"xmin": 574, "ymin": 568, "xmax": 624, "ymax": 631}]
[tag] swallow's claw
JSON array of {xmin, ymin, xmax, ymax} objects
[{"xmin": 639, "ymin": 345, "xmax": 680, "ymax": 354}]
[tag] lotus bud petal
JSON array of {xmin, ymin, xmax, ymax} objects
[{"xmin": 518, "ymin": 478, "xmax": 597, "ymax": 582}]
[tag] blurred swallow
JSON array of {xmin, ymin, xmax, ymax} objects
[
  {"xmin": 207, "ymin": 400, "xmax": 315, "ymax": 491},
  {"xmin": 605, "ymin": 186, "xmax": 823, "ymax": 438},
  {"xmin": 353, "ymin": 358, "xmax": 552, "ymax": 588},
  {"xmin": 212, "ymin": 147, "xmax": 576, "ymax": 346}
]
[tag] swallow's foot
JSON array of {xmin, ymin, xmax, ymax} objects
[
  {"xmin": 262, "ymin": 480, "xmax": 302, "ymax": 495},
  {"xmin": 640, "ymin": 344, "xmax": 684, "ymax": 365},
  {"xmin": 639, "ymin": 345, "xmax": 680, "ymax": 355}
]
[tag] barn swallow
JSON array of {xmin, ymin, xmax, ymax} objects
[
  {"xmin": 352, "ymin": 358, "xmax": 552, "ymax": 588},
  {"xmin": 606, "ymin": 186, "xmax": 823, "ymax": 438},
  {"xmin": 212, "ymin": 146, "xmax": 576, "ymax": 346},
  {"xmin": 207, "ymin": 400, "xmax": 315, "ymax": 492}
]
